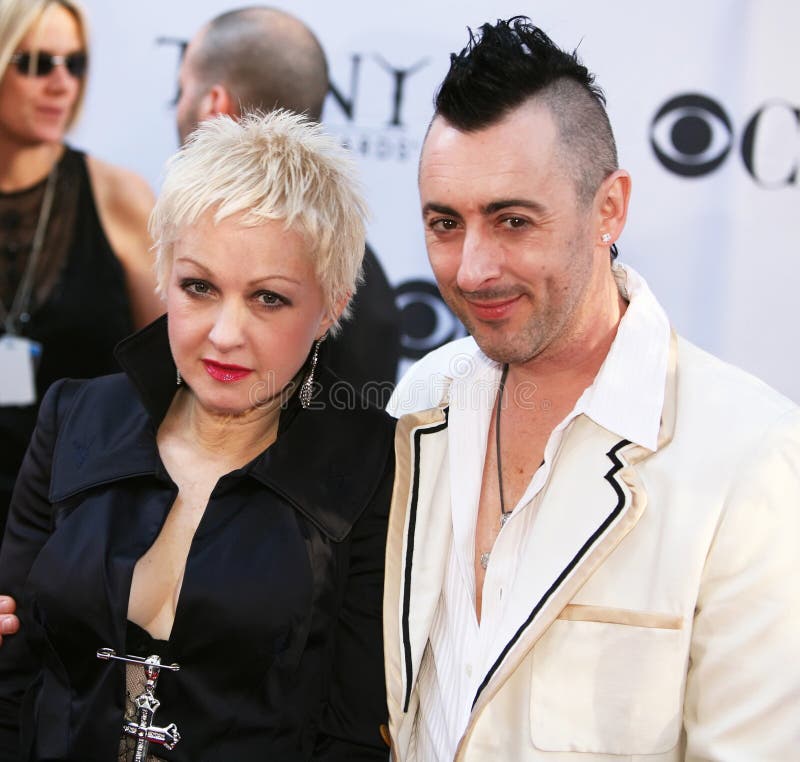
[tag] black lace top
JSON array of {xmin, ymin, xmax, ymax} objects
[{"xmin": 0, "ymin": 146, "xmax": 134, "ymax": 533}]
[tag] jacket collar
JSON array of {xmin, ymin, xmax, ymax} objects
[
  {"xmin": 114, "ymin": 315, "xmax": 309, "ymax": 436},
  {"xmin": 53, "ymin": 317, "xmax": 394, "ymax": 541},
  {"xmin": 576, "ymin": 264, "xmax": 670, "ymax": 452},
  {"xmin": 114, "ymin": 314, "xmax": 178, "ymax": 423}
]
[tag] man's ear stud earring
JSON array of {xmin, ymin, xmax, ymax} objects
[{"xmin": 601, "ymin": 233, "xmax": 611, "ymax": 244}]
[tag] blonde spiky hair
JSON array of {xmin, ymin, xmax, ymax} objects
[{"xmin": 150, "ymin": 110, "xmax": 368, "ymax": 333}]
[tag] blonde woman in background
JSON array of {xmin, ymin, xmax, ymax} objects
[{"xmin": 0, "ymin": 0, "xmax": 161, "ymax": 535}]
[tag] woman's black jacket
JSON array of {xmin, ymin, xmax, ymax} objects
[{"xmin": 0, "ymin": 316, "xmax": 395, "ymax": 761}]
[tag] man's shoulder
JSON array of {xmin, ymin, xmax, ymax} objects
[
  {"xmin": 677, "ymin": 336, "xmax": 796, "ymax": 410},
  {"xmin": 387, "ymin": 336, "xmax": 481, "ymax": 417},
  {"xmin": 675, "ymin": 335, "xmax": 800, "ymax": 441}
]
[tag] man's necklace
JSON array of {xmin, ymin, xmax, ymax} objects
[{"xmin": 480, "ymin": 363, "xmax": 511, "ymax": 571}]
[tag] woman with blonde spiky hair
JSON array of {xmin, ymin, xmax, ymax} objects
[
  {"xmin": 0, "ymin": 0, "xmax": 162, "ymax": 535},
  {"xmin": 0, "ymin": 110, "xmax": 394, "ymax": 760}
]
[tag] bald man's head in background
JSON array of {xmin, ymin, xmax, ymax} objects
[{"xmin": 175, "ymin": 6, "xmax": 329, "ymax": 144}]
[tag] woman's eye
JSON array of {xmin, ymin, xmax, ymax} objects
[
  {"xmin": 256, "ymin": 291, "xmax": 286, "ymax": 308},
  {"xmin": 181, "ymin": 279, "xmax": 212, "ymax": 295}
]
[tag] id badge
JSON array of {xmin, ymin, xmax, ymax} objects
[{"xmin": 0, "ymin": 334, "xmax": 42, "ymax": 406}]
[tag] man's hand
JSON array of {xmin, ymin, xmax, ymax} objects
[{"xmin": 0, "ymin": 596, "xmax": 19, "ymax": 646}]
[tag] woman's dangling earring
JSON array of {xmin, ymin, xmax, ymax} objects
[
  {"xmin": 300, "ymin": 336, "xmax": 325, "ymax": 409},
  {"xmin": 176, "ymin": 367, "xmax": 182, "ymax": 386}
]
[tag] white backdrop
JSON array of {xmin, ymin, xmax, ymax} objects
[{"xmin": 71, "ymin": 1, "xmax": 800, "ymax": 400}]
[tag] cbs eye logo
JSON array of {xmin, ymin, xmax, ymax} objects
[
  {"xmin": 651, "ymin": 92, "xmax": 799, "ymax": 186},
  {"xmin": 395, "ymin": 279, "xmax": 466, "ymax": 360},
  {"xmin": 650, "ymin": 94, "xmax": 733, "ymax": 177}
]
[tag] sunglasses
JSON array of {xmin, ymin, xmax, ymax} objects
[{"xmin": 10, "ymin": 51, "xmax": 87, "ymax": 78}]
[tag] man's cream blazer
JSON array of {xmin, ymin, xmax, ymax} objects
[{"xmin": 384, "ymin": 335, "xmax": 800, "ymax": 761}]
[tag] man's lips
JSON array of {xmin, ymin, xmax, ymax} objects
[
  {"xmin": 463, "ymin": 294, "xmax": 522, "ymax": 321},
  {"xmin": 202, "ymin": 359, "xmax": 253, "ymax": 382}
]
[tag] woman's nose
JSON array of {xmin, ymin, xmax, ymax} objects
[{"xmin": 208, "ymin": 301, "xmax": 246, "ymax": 351}]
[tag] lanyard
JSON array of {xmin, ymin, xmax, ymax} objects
[{"xmin": 1, "ymin": 166, "xmax": 58, "ymax": 335}]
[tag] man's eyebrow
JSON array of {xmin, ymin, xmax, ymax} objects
[
  {"xmin": 422, "ymin": 199, "xmax": 548, "ymax": 219},
  {"xmin": 422, "ymin": 202, "xmax": 461, "ymax": 218},
  {"xmin": 482, "ymin": 199, "xmax": 547, "ymax": 215}
]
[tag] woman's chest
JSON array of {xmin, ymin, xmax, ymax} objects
[{"xmin": 28, "ymin": 480, "xmax": 341, "ymax": 671}]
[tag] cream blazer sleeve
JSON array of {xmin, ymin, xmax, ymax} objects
[{"xmin": 684, "ymin": 407, "xmax": 800, "ymax": 760}]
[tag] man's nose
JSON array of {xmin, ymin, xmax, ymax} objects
[{"xmin": 456, "ymin": 228, "xmax": 501, "ymax": 293}]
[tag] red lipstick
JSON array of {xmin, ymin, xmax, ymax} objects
[{"xmin": 202, "ymin": 359, "xmax": 252, "ymax": 383}]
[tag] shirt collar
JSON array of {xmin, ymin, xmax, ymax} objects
[{"xmin": 573, "ymin": 263, "xmax": 671, "ymax": 452}]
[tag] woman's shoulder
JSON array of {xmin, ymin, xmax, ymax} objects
[
  {"xmin": 339, "ymin": 398, "xmax": 396, "ymax": 430},
  {"xmin": 314, "ymin": 372, "xmax": 397, "ymax": 439},
  {"xmin": 83, "ymin": 154, "xmax": 163, "ymax": 326},
  {"xmin": 41, "ymin": 373, "xmax": 140, "ymax": 426},
  {"xmin": 84, "ymin": 154, "xmax": 155, "ymax": 219},
  {"xmin": 39, "ymin": 374, "xmax": 155, "ymax": 502}
]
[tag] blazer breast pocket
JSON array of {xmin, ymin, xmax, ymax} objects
[{"xmin": 529, "ymin": 605, "xmax": 686, "ymax": 756}]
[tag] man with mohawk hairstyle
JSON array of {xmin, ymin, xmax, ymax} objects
[{"xmin": 384, "ymin": 16, "xmax": 800, "ymax": 761}]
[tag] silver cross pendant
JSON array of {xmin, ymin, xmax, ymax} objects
[{"xmin": 97, "ymin": 648, "xmax": 181, "ymax": 760}]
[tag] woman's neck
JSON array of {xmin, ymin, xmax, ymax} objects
[
  {"xmin": 0, "ymin": 140, "xmax": 63, "ymax": 192},
  {"xmin": 162, "ymin": 387, "xmax": 286, "ymax": 469}
]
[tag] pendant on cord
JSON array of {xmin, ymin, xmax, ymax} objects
[
  {"xmin": 481, "ymin": 512, "xmax": 513, "ymax": 570},
  {"xmin": 481, "ymin": 364, "xmax": 513, "ymax": 573}
]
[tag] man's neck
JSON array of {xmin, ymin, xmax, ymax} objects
[{"xmin": 508, "ymin": 278, "xmax": 628, "ymax": 396}]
